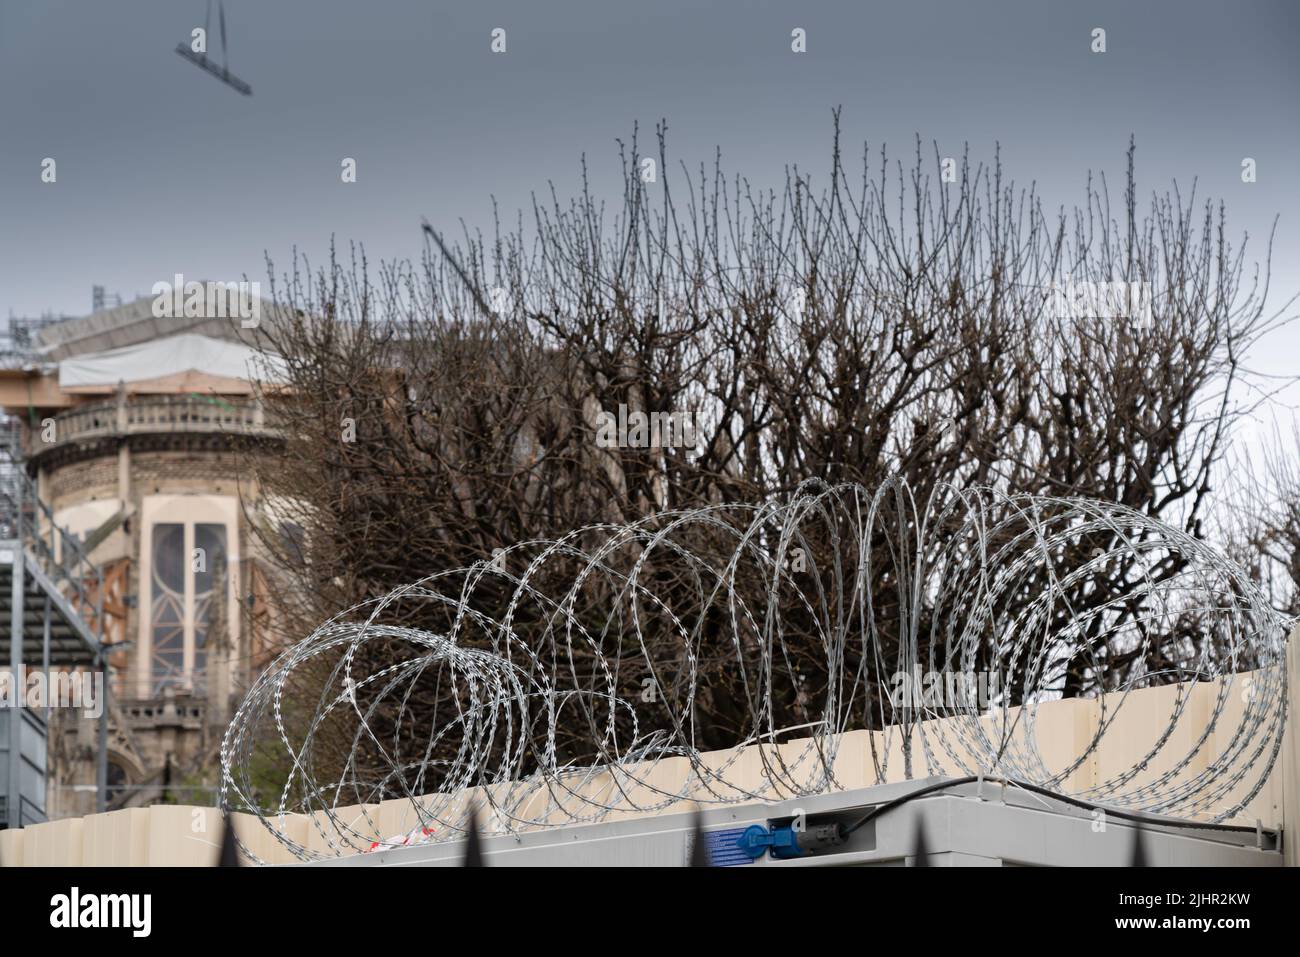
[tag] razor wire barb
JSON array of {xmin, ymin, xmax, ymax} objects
[{"xmin": 220, "ymin": 479, "xmax": 1290, "ymax": 862}]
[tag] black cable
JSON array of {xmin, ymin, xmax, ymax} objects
[{"xmin": 839, "ymin": 775, "xmax": 1269, "ymax": 838}]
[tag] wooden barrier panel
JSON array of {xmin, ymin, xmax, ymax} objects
[
  {"xmin": 81, "ymin": 807, "xmax": 150, "ymax": 867},
  {"xmin": 145, "ymin": 805, "xmax": 223, "ymax": 866},
  {"xmin": 235, "ymin": 810, "xmax": 310, "ymax": 865},
  {"xmin": 0, "ymin": 826, "xmax": 23, "ymax": 865},
  {"xmin": 1, "ymin": 662, "xmax": 1293, "ymax": 865},
  {"xmin": 1285, "ymin": 624, "xmax": 1300, "ymax": 867},
  {"xmin": 305, "ymin": 804, "xmax": 380, "ymax": 858},
  {"xmin": 20, "ymin": 817, "xmax": 84, "ymax": 866}
]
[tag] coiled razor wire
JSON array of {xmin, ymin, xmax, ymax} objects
[{"xmin": 221, "ymin": 479, "xmax": 1291, "ymax": 862}]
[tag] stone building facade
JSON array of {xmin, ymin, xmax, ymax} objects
[{"xmin": 0, "ymin": 299, "xmax": 287, "ymax": 818}]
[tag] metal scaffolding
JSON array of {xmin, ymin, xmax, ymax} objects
[{"xmin": 0, "ymin": 421, "xmax": 105, "ymax": 829}]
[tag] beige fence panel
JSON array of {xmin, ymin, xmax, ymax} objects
[
  {"xmin": 1285, "ymin": 624, "xmax": 1300, "ymax": 866},
  {"xmin": 81, "ymin": 807, "xmax": 150, "ymax": 866},
  {"xmin": 3, "ymin": 662, "xmax": 1294, "ymax": 864},
  {"xmin": 20, "ymin": 817, "xmax": 84, "ymax": 866}
]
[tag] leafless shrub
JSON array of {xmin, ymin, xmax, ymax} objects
[{"xmin": 240, "ymin": 117, "xmax": 1293, "ymax": 788}]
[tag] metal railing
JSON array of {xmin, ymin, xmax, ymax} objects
[{"xmin": 0, "ymin": 420, "xmax": 103, "ymax": 623}]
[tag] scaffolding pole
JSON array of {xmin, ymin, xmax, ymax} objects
[{"xmin": 6, "ymin": 548, "xmax": 22, "ymax": 829}]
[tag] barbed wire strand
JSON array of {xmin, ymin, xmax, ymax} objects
[{"xmin": 220, "ymin": 478, "xmax": 1290, "ymax": 863}]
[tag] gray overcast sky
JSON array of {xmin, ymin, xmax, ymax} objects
[{"xmin": 2, "ymin": 0, "xmax": 1297, "ymax": 423}]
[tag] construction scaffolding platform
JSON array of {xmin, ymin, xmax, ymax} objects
[{"xmin": 0, "ymin": 425, "xmax": 107, "ymax": 829}]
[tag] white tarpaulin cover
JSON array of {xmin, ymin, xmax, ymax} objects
[{"xmin": 59, "ymin": 334, "xmax": 284, "ymax": 387}]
